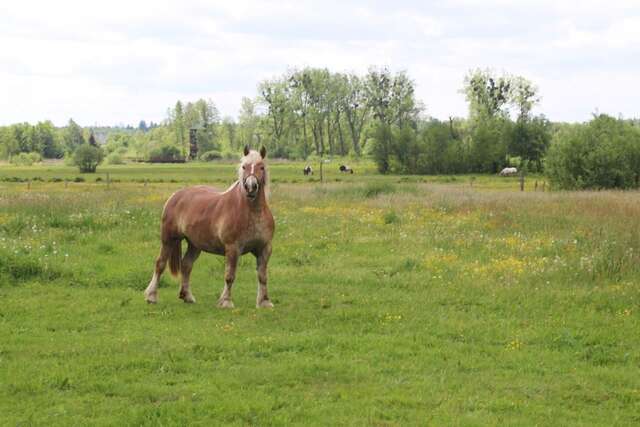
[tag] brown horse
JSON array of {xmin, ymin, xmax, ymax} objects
[{"xmin": 144, "ymin": 146, "xmax": 275, "ymax": 308}]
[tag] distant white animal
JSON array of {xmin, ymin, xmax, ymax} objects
[
  {"xmin": 499, "ymin": 167, "xmax": 518, "ymax": 176},
  {"xmin": 339, "ymin": 165, "xmax": 354, "ymax": 174}
]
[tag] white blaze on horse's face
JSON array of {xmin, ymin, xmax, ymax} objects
[{"xmin": 241, "ymin": 159, "xmax": 265, "ymax": 199}]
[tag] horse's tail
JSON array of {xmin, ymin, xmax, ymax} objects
[{"xmin": 167, "ymin": 239, "xmax": 182, "ymax": 277}]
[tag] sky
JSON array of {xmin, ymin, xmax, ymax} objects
[{"xmin": 1, "ymin": 0, "xmax": 638, "ymax": 126}]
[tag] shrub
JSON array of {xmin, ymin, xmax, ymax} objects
[
  {"xmin": 10, "ymin": 152, "xmax": 41, "ymax": 166},
  {"xmin": 73, "ymin": 144, "xmax": 104, "ymax": 173},
  {"xmin": 148, "ymin": 145, "xmax": 184, "ymax": 163},
  {"xmin": 546, "ymin": 115, "xmax": 640, "ymax": 189},
  {"xmin": 200, "ymin": 150, "xmax": 222, "ymax": 161},
  {"xmin": 383, "ymin": 211, "xmax": 400, "ymax": 224},
  {"xmin": 106, "ymin": 152, "xmax": 125, "ymax": 165}
]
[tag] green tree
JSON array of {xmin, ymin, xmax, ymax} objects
[
  {"xmin": 371, "ymin": 123, "xmax": 393, "ymax": 173},
  {"xmin": 34, "ymin": 121, "xmax": 63, "ymax": 158},
  {"xmin": 171, "ymin": 101, "xmax": 187, "ymax": 157},
  {"xmin": 365, "ymin": 67, "xmax": 420, "ymax": 128},
  {"xmin": 73, "ymin": 144, "xmax": 104, "ymax": 173},
  {"xmin": 340, "ymin": 74, "xmax": 369, "ymax": 156},
  {"xmin": 63, "ymin": 119, "xmax": 85, "ymax": 153},
  {"xmin": 238, "ymin": 97, "xmax": 260, "ymax": 149},
  {"xmin": 509, "ymin": 116, "xmax": 552, "ymax": 171},
  {"xmin": 463, "ymin": 69, "xmax": 511, "ymax": 119},
  {"xmin": 88, "ymin": 132, "xmax": 98, "ymax": 147},
  {"xmin": 546, "ymin": 115, "xmax": 640, "ymax": 189},
  {"xmin": 259, "ymin": 77, "xmax": 292, "ymax": 154},
  {"xmin": 222, "ymin": 117, "xmax": 237, "ymax": 151}
]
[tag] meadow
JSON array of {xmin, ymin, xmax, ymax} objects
[{"xmin": 1, "ymin": 160, "xmax": 639, "ymax": 426}]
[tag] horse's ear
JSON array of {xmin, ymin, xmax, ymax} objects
[
  {"xmin": 243, "ymin": 145, "xmax": 250, "ymax": 156},
  {"xmin": 260, "ymin": 146, "xmax": 267, "ymax": 159}
]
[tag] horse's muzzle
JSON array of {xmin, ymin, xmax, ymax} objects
[{"xmin": 244, "ymin": 176, "xmax": 259, "ymax": 199}]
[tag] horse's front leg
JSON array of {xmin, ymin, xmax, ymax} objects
[
  {"xmin": 217, "ymin": 246, "xmax": 238, "ymax": 309},
  {"xmin": 256, "ymin": 243, "xmax": 274, "ymax": 308}
]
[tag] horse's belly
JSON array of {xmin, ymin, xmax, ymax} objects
[{"xmin": 190, "ymin": 237, "xmax": 225, "ymax": 255}]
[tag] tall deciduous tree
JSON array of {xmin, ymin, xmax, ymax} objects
[
  {"xmin": 341, "ymin": 73, "xmax": 369, "ymax": 156},
  {"xmin": 171, "ymin": 101, "xmax": 187, "ymax": 157},
  {"xmin": 238, "ymin": 97, "xmax": 260, "ymax": 148},
  {"xmin": 463, "ymin": 69, "xmax": 511, "ymax": 119},
  {"xmin": 259, "ymin": 77, "xmax": 292, "ymax": 154},
  {"xmin": 63, "ymin": 119, "xmax": 85, "ymax": 153}
]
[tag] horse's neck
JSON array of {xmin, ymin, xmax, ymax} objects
[{"xmin": 231, "ymin": 182, "xmax": 269, "ymax": 215}]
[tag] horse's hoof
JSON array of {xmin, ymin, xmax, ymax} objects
[
  {"xmin": 257, "ymin": 299, "xmax": 274, "ymax": 308},
  {"xmin": 144, "ymin": 292, "xmax": 157, "ymax": 304},
  {"xmin": 179, "ymin": 292, "xmax": 196, "ymax": 303},
  {"xmin": 217, "ymin": 299, "xmax": 235, "ymax": 309}
]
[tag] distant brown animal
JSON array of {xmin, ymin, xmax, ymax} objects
[{"xmin": 144, "ymin": 146, "xmax": 275, "ymax": 308}]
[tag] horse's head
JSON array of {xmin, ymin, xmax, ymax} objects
[{"xmin": 239, "ymin": 145, "xmax": 267, "ymax": 200}]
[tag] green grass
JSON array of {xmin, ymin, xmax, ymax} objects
[{"xmin": 1, "ymin": 162, "xmax": 639, "ymax": 425}]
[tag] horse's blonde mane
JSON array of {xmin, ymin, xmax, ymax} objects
[{"xmin": 238, "ymin": 150, "xmax": 270, "ymax": 200}]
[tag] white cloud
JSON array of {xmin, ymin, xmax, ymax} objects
[{"xmin": 0, "ymin": 0, "xmax": 638, "ymax": 125}]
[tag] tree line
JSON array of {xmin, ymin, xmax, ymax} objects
[{"xmin": 1, "ymin": 66, "xmax": 639, "ymax": 189}]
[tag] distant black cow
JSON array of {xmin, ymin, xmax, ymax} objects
[
  {"xmin": 303, "ymin": 165, "xmax": 313, "ymax": 176},
  {"xmin": 339, "ymin": 165, "xmax": 354, "ymax": 174}
]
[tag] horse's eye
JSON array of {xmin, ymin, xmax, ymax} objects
[
  {"xmin": 242, "ymin": 165, "xmax": 246, "ymax": 170},
  {"xmin": 260, "ymin": 166, "xmax": 264, "ymax": 170}
]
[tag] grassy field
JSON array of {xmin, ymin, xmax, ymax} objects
[{"xmin": 1, "ymin": 161, "xmax": 639, "ymax": 425}]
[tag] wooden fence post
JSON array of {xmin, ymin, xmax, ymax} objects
[{"xmin": 519, "ymin": 172, "xmax": 525, "ymax": 192}]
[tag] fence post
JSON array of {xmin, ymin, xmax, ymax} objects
[
  {"xmin": 106, "ymin": 172, "xmax": 111, "ymax": 189},
  {"xmin": 27, "ymin": 179, "xmax": 31, "ymax": 190},
  {"xmin": 519, "ymin": 171, "xmax": 525, "ymax": 192},
  {"xmin": 542, "ymin": 181, "xmax": 546, "ymax": 192},
  {"xmin": 534, "ymin": 180, "xmax": 538, "ymax": 191}
]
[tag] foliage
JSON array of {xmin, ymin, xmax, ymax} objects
[
  {"xmin": 73, "ymin": 144, "xmax": 104, "ymax": 173},
  {"xmin": 148, "ymin": 145, "xmax": 184, "ymax": 163},
  {"xmin": 546, "ymin": 114, "xmax": 640, "ymax": 189},
  {"xmin": 106, "ymin": 152, "xmax": 125, "ymax": 165},
  {"xmin": 509, "ymin": 116, "xmax": 552, "ymax": 172},
  {"xmin": 63, "ymin": 119, "xmax": 85, "ymax": 152},
  {"xmin": 10, "ymin": 152, "xmax": 41, "ymax": 166},
  {"xmin": 199, "ymin": 150, "xmax": 222, "ymax": 161}
]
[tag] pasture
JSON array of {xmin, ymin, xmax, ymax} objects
[{"xmin": 1, "ymin": 161, "xmax": 639, "ymax": 425}]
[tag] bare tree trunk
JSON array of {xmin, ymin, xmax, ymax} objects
[
  {"xmin": 302, "ymin": 115, "xmax": 309, "ymax": 158},
  {"xmin": 319, "ymin": 120, "xmax": 325, "ymax": 156},
  {"xmin": 327, "ymin": 116, "xmax": 334, "ymax": 156},
  {"xmin": 337, "ymin": 111, "xmax": 346, "ymax": 156},
  {"xmin": 311, "ymin": 123, "xmax": 320, "ymax": 155}
]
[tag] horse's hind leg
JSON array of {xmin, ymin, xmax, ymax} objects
[
  {"xmin": 179, "ymin": 243, "xmax": 200, "ymax": 303},
  {"xmin": 144, "ymin": 244, "xmax": 170, "ymax": 304}
]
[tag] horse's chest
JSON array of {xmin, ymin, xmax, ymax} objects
[{"xmin": 240, "ymin": 219, "xmax": 271, "ymax": 247}]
